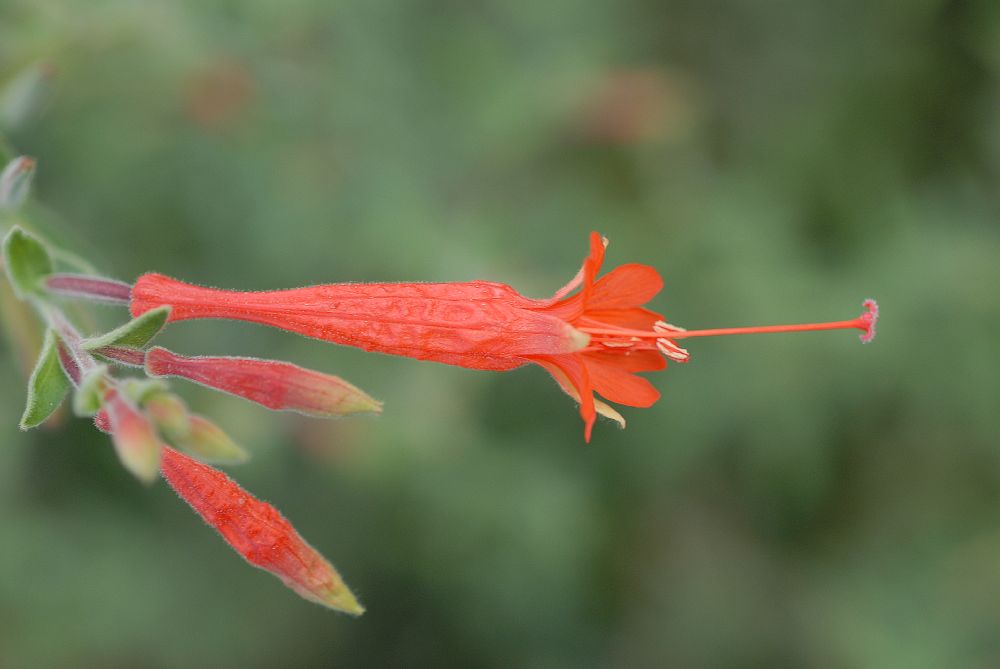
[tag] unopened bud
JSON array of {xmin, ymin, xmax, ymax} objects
[{"xmin": 145, "ymin": 347, "xmax": 382, "ymax": 417}]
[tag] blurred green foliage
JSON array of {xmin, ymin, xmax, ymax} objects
[{"xmin": 2, "ymin": 0, "xmax": 1000, "ymax": 667}]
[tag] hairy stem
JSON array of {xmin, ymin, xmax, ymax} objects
[{"xmin": 45, "ymin": 273, "xmax": 131, "ymax": 304}]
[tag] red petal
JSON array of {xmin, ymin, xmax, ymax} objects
[
  {"xmin": 586, "ymin": 349, "xmax": 666, "ymax": 373},
  {"xmin": 544, "ymin": 232, "xmax": 608, "ymax": 318},
  {"xmin": 584, "ymin": 306, "xmax": 664, "ymax": 330},
  {"xmin": 532, "ymin": 355, "xmax": 597, "ymax": 442},
  {"xmin": 583, "ymin": 354, "xmax": 661, "ymax": 408},
  {"xmin": 588, "ymin": 263, "xmax": 663, "ymax": 310}
]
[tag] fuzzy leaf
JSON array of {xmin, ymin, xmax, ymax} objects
[
  {"xmin": 19, "ymin": 329, "xmax": 70, "ymax": 429},
  {"xmin": 82, "ymin": 306, "xmax": 170, "ymax": 351},
  {"xmin": 0, "ymin": 156, "xmax": 36, "ymax": 211},
  {"xmin": 2, "ymin": 226, "xmax": 51, "ymax": 298}
]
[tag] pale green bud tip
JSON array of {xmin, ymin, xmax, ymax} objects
[
  {"xmin": 289, "ymin": 576, "xmax": 365, "ymax": 616},
  {"xmin": 324, "ymin": 586, "xmax": 366, "ymax": 616},
  {"xmin": 334, "ymin": 385, "xmax": 384, "ymax": 415},
  {"xmin": 181, "ymin": 415, "xmax": 250, "ymax": 465}
]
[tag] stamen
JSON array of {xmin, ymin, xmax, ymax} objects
[
  {"xmin": 601, "ymin": 340, "xmax": 636, "ymax": 349},
  {"xmin": 654, "ymin": 320, "xmax": 686, "ymax": 333},
  {"xmin": 656, "ymin": 338, "xmax": 690, "ymax": 363}
]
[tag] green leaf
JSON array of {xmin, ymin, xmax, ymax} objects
[
  {"xmin": 82, "ymin": 306, "xmax": 171, "ymax": 351},
  {"xmin": 19, "ymin": 329, "xmax": 70, "ymax": 429},
  {"xmin": 0, "ymin": 156, "xmax": 36, "ymax": 211},
  {"xmin": 2, "ymin": 226, "xmax": 51, "ymax": 298}
]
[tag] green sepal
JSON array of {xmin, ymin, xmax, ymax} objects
[
  {"xmin": 0, "ymin": 156, "xmax": 36, "ymax": 211},
  {"xmin": 2, "ymin": 226, "xmax": 52, "ymax": 298},
  {"xmin": 19, "ymin": 329, "xmax": 70, "ymax": 429},
  {"xmin": 120, "ymin": 378, "xmax": 168, "ymax": 405},
  {"xmin": 142, "ymin": 391, "xmax": 190, "ymax": 441},
  {"xmin": 72, "ymin": 364, "xmax": 108, "ymax": 417},
  {"xmin": 82, "ymin": 306, "xmax": 171, "ymax": 351}
]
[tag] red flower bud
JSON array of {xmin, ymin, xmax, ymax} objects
[
  {"xmin": 102, "ymin": 388, "xmax": 162, "ymax": 484},
  {"xmin": 144, "ymin": 347, "xmax": 382, "ymax": 417},
  {"xmin": 159, "ymin": 446, "xmax": 363, "ymax": 614}
]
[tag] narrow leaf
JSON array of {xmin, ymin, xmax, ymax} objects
[
  {"xmin": 82, "ymin": 306, "xmax": 171, "ymax": 351},
  {"xmin": 0, "ymin": 156, "xmax": 36, "ymax": 211},
  {"xmin": 2, "ymin": 226, "xmax": 52, "ymax": 298},
  {"xmin": 19, "ymin": 329, "xmax": 70, "ymax": 429}
]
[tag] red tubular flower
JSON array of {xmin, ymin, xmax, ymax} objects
[
  {"xmin": 131, "ymin": 233, "xmax": 878, "ymax": 441},
  {"xmin": 160, "ymin": 445, "xmax": 363, "ymax": 614},
  {"xmin": 144, "ymin": 347, "xmax": 382, "ymax": 417}
]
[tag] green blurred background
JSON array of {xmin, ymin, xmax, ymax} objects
[{"xmin": 2, "ymin": 0, "xmax": 1000, "ymax": 667}]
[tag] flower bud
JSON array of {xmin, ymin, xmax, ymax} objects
[
  {"xmin": 103, "ymin": 388, "xmax": 163, "ymax": 484},
  {"xmin": 0, "ymin": 156, "xmax": 36, "ymax": 211},
  {"xmin": 160, "ymin": 446, "xmax": 363, "ymax": 614},
  {"xmin": 145, "ymin": 347, "xmax": 382, "ymax": 417},
  {"xmin": 178, "ymin": 415, "xmax": 249, "ymax": 465},
  {"xmin": 142, "ymin": 391, "xmax": 190, "ymax": 441}
]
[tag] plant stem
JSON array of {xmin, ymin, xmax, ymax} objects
[{"xmin": 44, "ymin": 273, "xmax": 131, "ymax": 304}]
